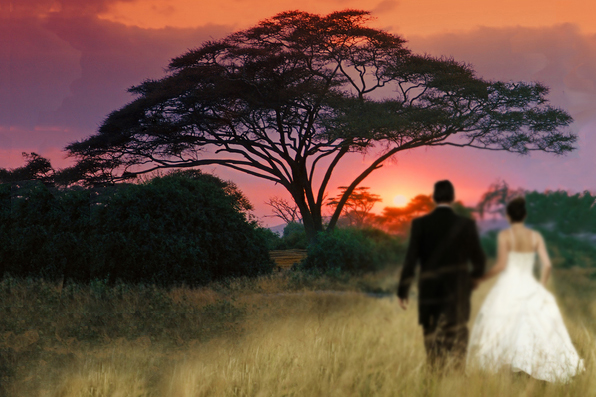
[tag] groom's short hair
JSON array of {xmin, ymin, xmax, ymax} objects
[{"xmin": 433, "ymin": 180, "xmax": 455, "ymax": 203}]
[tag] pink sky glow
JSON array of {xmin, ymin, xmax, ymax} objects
[{"xmin": 2, "ymin": 0, "xmax": 596, "ymax": 225}]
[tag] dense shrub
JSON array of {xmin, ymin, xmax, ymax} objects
[
  {"xmin": 258, "ymin": 222, "xmax": 308, "ymax": 250},
  {"xmin": 91, "ymin": 172, "xmax": 274, "ymax": 285},
  {"xmin": 281, "ymin": 222, "xmax": 308, "ymax": 249},
  {"xmin": 299, "ymin": 227, "xmax": 405, "ymax": 274},
  {"xmin": 1, "ymin": 171, "xmax": 274, "ymax": 286},
  {"xmin": 4, "ymin": 182, "xmax": 90, "ymax": 282},
  {"xmin": 256, "ymin": 227, "xmax": 284, "ymax": 250},
  {"xmin": 0, "ymin": 184, "xmax": 10, "ymax": 276}
]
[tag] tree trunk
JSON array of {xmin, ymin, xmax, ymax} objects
[{"xmin": 289, "ymin": 188, "xmax": 324, "ymax": 243}]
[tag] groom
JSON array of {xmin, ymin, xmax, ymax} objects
[{"xmin": 397, "ymin": 180, "xmax": 486, "ymax": 368}]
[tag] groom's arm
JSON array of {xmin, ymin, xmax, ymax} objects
[
  {"xmin": 397, "ymin": 218, "xmax": 422, "ymax": 300},
  {"xmin": 467, "ymin": 219, "xmax": 486, "ymax": 279}
]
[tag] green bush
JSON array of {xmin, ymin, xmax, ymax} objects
[
  {"xmin": 5, "ymin": 182, "xmax": 91, "ymax": 282},
  {"xmin": 280, "ymin": 222, "xmax": 308, "ymax": 249},
  {"xmin": 256, "ymin": 227, "xmax": 284, "ymax": 250},
  {"xmin": 299, "ymin": 227, "xmax": 405, "ymax": 275},
  {"xmin": 90, "ymin": 172, "xmax": 274, "ymax": 285},
  {"xmin": 2, "ymin": 171, "xmax": 274, "ymax": 286},
  {"xmin": 0, "ymin": 184, "xmax": 10, "ymax": 276},
  {"xmin": 259, "ymin": 222, "xmax": 308, "ymax": 250}
]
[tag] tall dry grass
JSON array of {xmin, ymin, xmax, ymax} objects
[{"xmin": 1, "ymin": 266, "xmax": 594, "ymax": 396}]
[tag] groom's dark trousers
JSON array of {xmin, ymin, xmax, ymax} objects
[{"xmin": 397, "ymin": 207, "xmax": 486, "ymax": 368}]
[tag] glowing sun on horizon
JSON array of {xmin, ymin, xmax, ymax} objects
[{"xmin": 393, "ymin": 195, "xmax": 408, "ymax": 207}]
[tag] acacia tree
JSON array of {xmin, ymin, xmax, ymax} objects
[
  {"xmin": 63, "ymin": 10, "xmax": 576, "ymax": 241},
  {"xmin": 265, "ymin": 196, "xmax": 301, "ymax": 224},
  {"xmin": 0, "ymin": 152, "xmax": 55, "ymax": 185},
  {"xmin": 326, "ymin": 186, "xmax": 381, "ymax": 227},
  {"xmin": 376, "ymin": 194, "xmax": 435, "ymax": 234},
  {"xmin": 376, "ymin": 195, "xmax": 473, "ymax": 234},
  {"xmin": 477, "ymin": 179, "xmax": 526, "ymax": 219}
]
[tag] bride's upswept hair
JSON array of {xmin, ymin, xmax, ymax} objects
[{"xmin": 506, "ymin": 197, "xmax": 527, "ymax": 222}]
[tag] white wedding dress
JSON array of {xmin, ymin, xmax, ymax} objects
[{"xmin": 466, "ymin": 230, "xmax": 584, "ymax": 382}]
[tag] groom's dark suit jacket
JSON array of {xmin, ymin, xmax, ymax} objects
[{"xmin": 397, "ymin": 207, "xmax": 486, "ymax": 327}]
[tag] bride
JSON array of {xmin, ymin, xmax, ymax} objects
[{"xmin": 466, "ymin": 197, "xmax": 584, "ymax": 382}]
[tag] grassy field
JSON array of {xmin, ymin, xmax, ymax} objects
[{"xmin": 1, "ymin": 259, "xmax": 595, "ymax": 396}]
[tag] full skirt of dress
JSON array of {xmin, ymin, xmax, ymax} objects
[{"xmin": 466, "ymin": 253, "xmax": 584, "ymax": 382}]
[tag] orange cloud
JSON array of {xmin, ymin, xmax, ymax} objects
[{"xmin": 95, "ymin": 0, "xmax": 596, "ymax": 37}]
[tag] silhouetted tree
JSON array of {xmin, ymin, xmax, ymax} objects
[
  {"xmin": 377, "ymin": 194, "xmax": 435, "ymax": 234},
  {"xmin": 0, "ymin": 152, "xmax": 54, "ymax": 185},
  {"xmin": 477, "ymin": 179, "xmax": 525, "ymax": 219},
  {"xmin": 265, "ymin": 196, "xmax": 301, "ymax": 224},
  {"xmin": 377, "ymin": 194, "xmax": 473, "ymax": 234},
  {"xmin": 63, "ymin": 10, "xmax": 576, "ymax": 241},
  {"xmin": 326, "ymin": 186, "xmax": 382, "ymax": 227}
]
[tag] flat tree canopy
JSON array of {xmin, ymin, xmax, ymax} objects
[{"xmin": 64, "ymin": 10, "xmax": 576, "ymax": 240}]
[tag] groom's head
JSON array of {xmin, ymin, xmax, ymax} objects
[{"xmin": 433, "ymin": 180, "xmax": 455, "ymax": 204}]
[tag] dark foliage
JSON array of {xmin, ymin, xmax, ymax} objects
[
  {"xmin": 256, "ymin": 221, "xmax": 308, "ymax": 250},
  {"xmin": 1, "ymin": 171, "xmax": 273, "ymax": 286},
  {"xmin": 525, "ymin": 190, "xmax": 596, "ymax": 234},
  {"xmin": 299, "ymin": 227, "xmax": 406, "ymax": 274},
  {"xmin": 3, "ymin": 182, "xmax": 90, "ymax": 282},
  {"xmin": 0, "ymin": 183, "xmax": 10, "ymax": 276},
  {"xmin": 280, "ymin": 221, "xmax": 309, "ymax": 249},
  {"xmin": 255, "ymin": 227, "xmax": 285, "ymax": 251},
  {"xmin": 0, "ymin": 153, "xmax": 55, "ymax": 185}
]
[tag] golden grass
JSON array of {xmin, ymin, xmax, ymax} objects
[{"xmin": 2, "ymin": 268, "xmax": 595, "ymax": 397}]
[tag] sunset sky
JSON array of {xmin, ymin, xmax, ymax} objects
[{"xmin": 2, "ymin": 0, "xmax": 596, "ymax": 225}]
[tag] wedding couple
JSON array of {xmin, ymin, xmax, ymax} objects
[{"xmin": 397, "ymin": 180, "xmax": 584, "ymax": 382}]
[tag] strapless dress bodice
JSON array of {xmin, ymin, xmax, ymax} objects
[{"xmin": 503, "ymin": 251, "xmax": 536, "ymax": 276}]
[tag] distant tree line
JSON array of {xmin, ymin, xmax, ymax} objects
[
  {"xmin": 323, "ymin": 188, "xmax": 473, "ymax": 234},
  {"xmin": 266, "ymin": 181, "xmax": 596, "ymax": 271},
  {"xmin": 0, "ymin": 168, "xmax": 273, "ymax": 286},
  {"xmin": 525, "ymin": 190, "xmax": 596, "ymax": 234},
  {"xmin": 3, "ymin": 152, "xmax": 594, "ymax": 279},
  {"xmin": 477, "ymin": 180, "xmax": 596, "ymax": 234},
  {"xmin": 475, "ymin": 180, "xmax": 596, "ymax": 268}
]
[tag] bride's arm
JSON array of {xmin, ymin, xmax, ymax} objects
[
  {"xmin": 480, "ymin": 231, "xmax": 508, "ymax": 281},
  {"xmin": 536, "ymin": 232, "xmax": 552, "ymax": 286}
]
